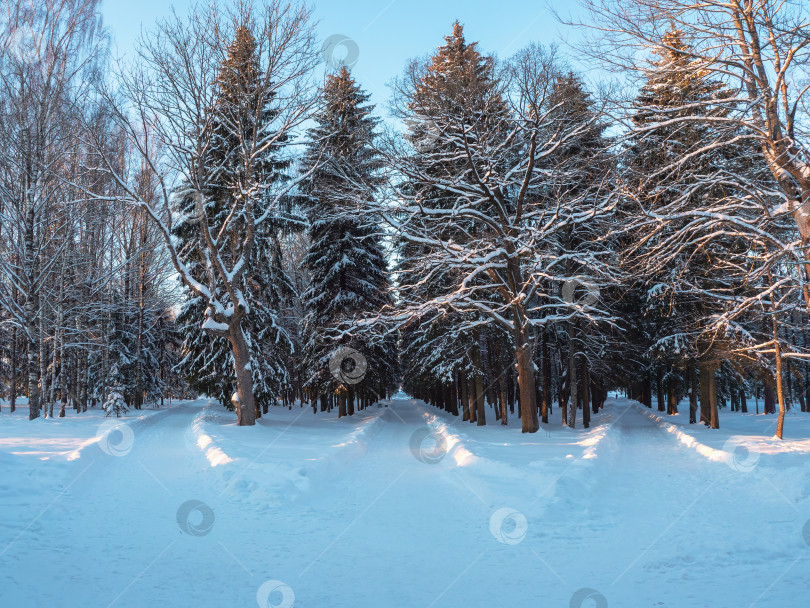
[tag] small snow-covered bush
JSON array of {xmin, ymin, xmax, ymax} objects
[{"xmin": 103, "ymin": 363, "xmax": 129, "ymax": 417}]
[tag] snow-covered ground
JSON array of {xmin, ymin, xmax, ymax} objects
[{"xmin": 1, "ymin": 395, "xmax": 809, "ymax": 607}]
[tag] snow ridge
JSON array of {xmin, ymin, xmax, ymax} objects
[
  {"xmin": 632, "ymin": 402, "xmax": 728, "ymax": 463},
  {"xmin": 421, "ymin": 411, "xmax": 479, "ymax": 467},
  {"xmin": 190, "ymin": 402, "xmax": 388, "ymax": 503}
]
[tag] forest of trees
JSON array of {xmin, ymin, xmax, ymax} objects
[{"xmin": 0, "ymin": 0, "xmax": 808, "ymax": 439}]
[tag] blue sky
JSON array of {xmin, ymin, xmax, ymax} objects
[{"xmin": 102, "ymin": 0, "xmax": 583, "ymax": 114}]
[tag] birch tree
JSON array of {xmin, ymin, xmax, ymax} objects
[{"xmin": 0, "ymin": 0, "xmax": 103, "ymax": 419}]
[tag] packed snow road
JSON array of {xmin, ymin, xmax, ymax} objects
[{"xmin": 1, "ymin": 397, "xmax": 809, "ymax": 607}]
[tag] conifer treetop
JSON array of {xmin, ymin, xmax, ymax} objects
[
  {"xmin": 413, "ymin": 21, "xmax": 500, "ymax": 114},
  {"xmin": 216, "ymin": 25, "xmax": 260, "ymax": 104}
]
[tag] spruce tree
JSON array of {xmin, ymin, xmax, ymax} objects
[
  {"xmin": 105, "ymin": 293, "xmax": 136, "ymax": 405},
  {"xmin": 626, "ymin": 28, "xmax": 722, "ymax": 421},
  {"xmin": 300, "ymin": 66, "xmax": 397, "ymax": 416},
  {"xmin": 626, "ymin": 28, "xmax": 771, "ymax": 427},
  {"xmin": 173, "ymin": 25, "xmax": 294, "ymax": 414},
  {"xmin": 542, "ymin": 72, "xmax": 614, "ymax": 428},
  {"xmin": 398, "ymin": 23, "xmax": 508, "ymax": 426}
]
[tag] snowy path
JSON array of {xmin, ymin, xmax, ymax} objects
[
  {"xmin": 1, "ymin": 398, "xmax": 809, "ymax": 607},
  {"xmin": 551, "ymin": 404, "xmax": 810, "ymax": 607}
]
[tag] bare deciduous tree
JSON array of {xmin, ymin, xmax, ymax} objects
[
  {"xmin": 567, "ymin": 0, "xmax": 810, "ymax": 298},
  {"xmin": 0, "ymin": 0, "xmax": 104, "ymax": 419}
]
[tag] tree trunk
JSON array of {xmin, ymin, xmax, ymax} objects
[
  {"xmin": 567, "ymin": 322, "xmax": 578, "ymax": 429},
  {"xmin": 460, "ymin": 371, "xmax": 469, "ymax": 421},
  {"xmin": 773, "ymin": 316, "xmax": 786, "ymax": 439},
  {"xmin": 805, "ymin": 375, "xmax": 810, "ymax": 414},
  {"xmin": 24, "ymin": 139, "xmax": 40, "ymax": 420},
  {"xmin": 508, "ymin": 368, "xmax": 516, "ymax": 414},
  {"xmin": 582, "ymin": 355, "xmax": 590, "ymax": 429},
  {"xmin": 26, "ymin": 293, "xmax": 40, "ymax": 420},
  {"xmin": 689, "ymin": 364, "xmax": 698, "ymax": 424},
  {"xmin": 135, "ymin": 211, "xmax": 147, "ymax": 410},
  {"xmin": 471, "ymin": 344, "xmax": 486, "ymax": 426},
  {"xmin": 541, "ymin": 329, "xmax": 551, "ymax": 424},
  {"xmin": 40, "ymin": 304, "xmax": 50, "ymax": 418},
  {"xmin": 764, "ymin": 377, "xmax": 776, "ymax": 415},
  {"xmin": 337, "ymin": 391, "xmax": 347, "ymax": 418},
  {"xmin": 656, "ymin": 367, "xmax": 665, "ymax": 412},
  {"xmin": 499, "ymin": 375, "xmax": 508, "ymax": 426},
  {"xmin": 474, "ymin": 377, "xmax": 485, "ymax": 426},
  {"xmin": 81, "ymin": 352, "xmax": 89, "ymax": 413},
  {"xmin": 449, "ymin": 382, "xmax": 459, "ymax": 416},
  {"xmin": 641, "ymin": 377, "xmax": 652, "ymax": 408},
  {"xmin": 26, "ymin": 313, "xmax": 39, "ymax": 420},
  {"xmin": 708, "ymin": 365, "xmax": 719, "ymax": 429},
  {"xmin": 699, "ymin": 360, "xmax": 712, "ymax": 425},
  {"xmin": 9, "ymin": 328, "xmax": 17, "ymax": 413},
  {"xmin": 229, "ymin": 323, "xmax": 256, "ymax": 426},
  {"xmin": 467, "ymin": 378, "xmax": 476, "ymax": 424},
  {"xmin": 668, "ymin": 377, "xmax": 678, "ymax": 415},
  {"xmin": 515, "ymin": 337, "xmax": 539, "ymax": 433},
  {"xmin": 53, "ymin": 272, "xmax": 65, "ymax": 418}
]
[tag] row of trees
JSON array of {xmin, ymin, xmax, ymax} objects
[
  {"xmin": 0, "ymin": 0, "xmax": 184, "ymax": 419},
  {"xmin": 1, "ymin": 0, "xmax": 808, "ymax": 440},
  {"xmin": 0, "ymin": 0, "xmax": 399, "ymax": 424},
  {"xmin": 394, "ymin": 17, "xmax": 809, "ymax": 438}
]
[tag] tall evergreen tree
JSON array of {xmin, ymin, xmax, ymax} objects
[
  {"xmin": 397, "ymin": 22, "xmax": 508, "ymax": 426},
  {"xmin": 624, "ymin": 28, "xmax": 777, "ymax": 428},
  {"xmin": 541, "ymin": 72, "xmax": 615, "ymax": 429},
  {"xmin": 173, "ymin": 25, "xmax": 294, "ymax": 414},
  {"xmin": 300, "ymin": 66, "xmax": 397, "ymax": 416}
]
